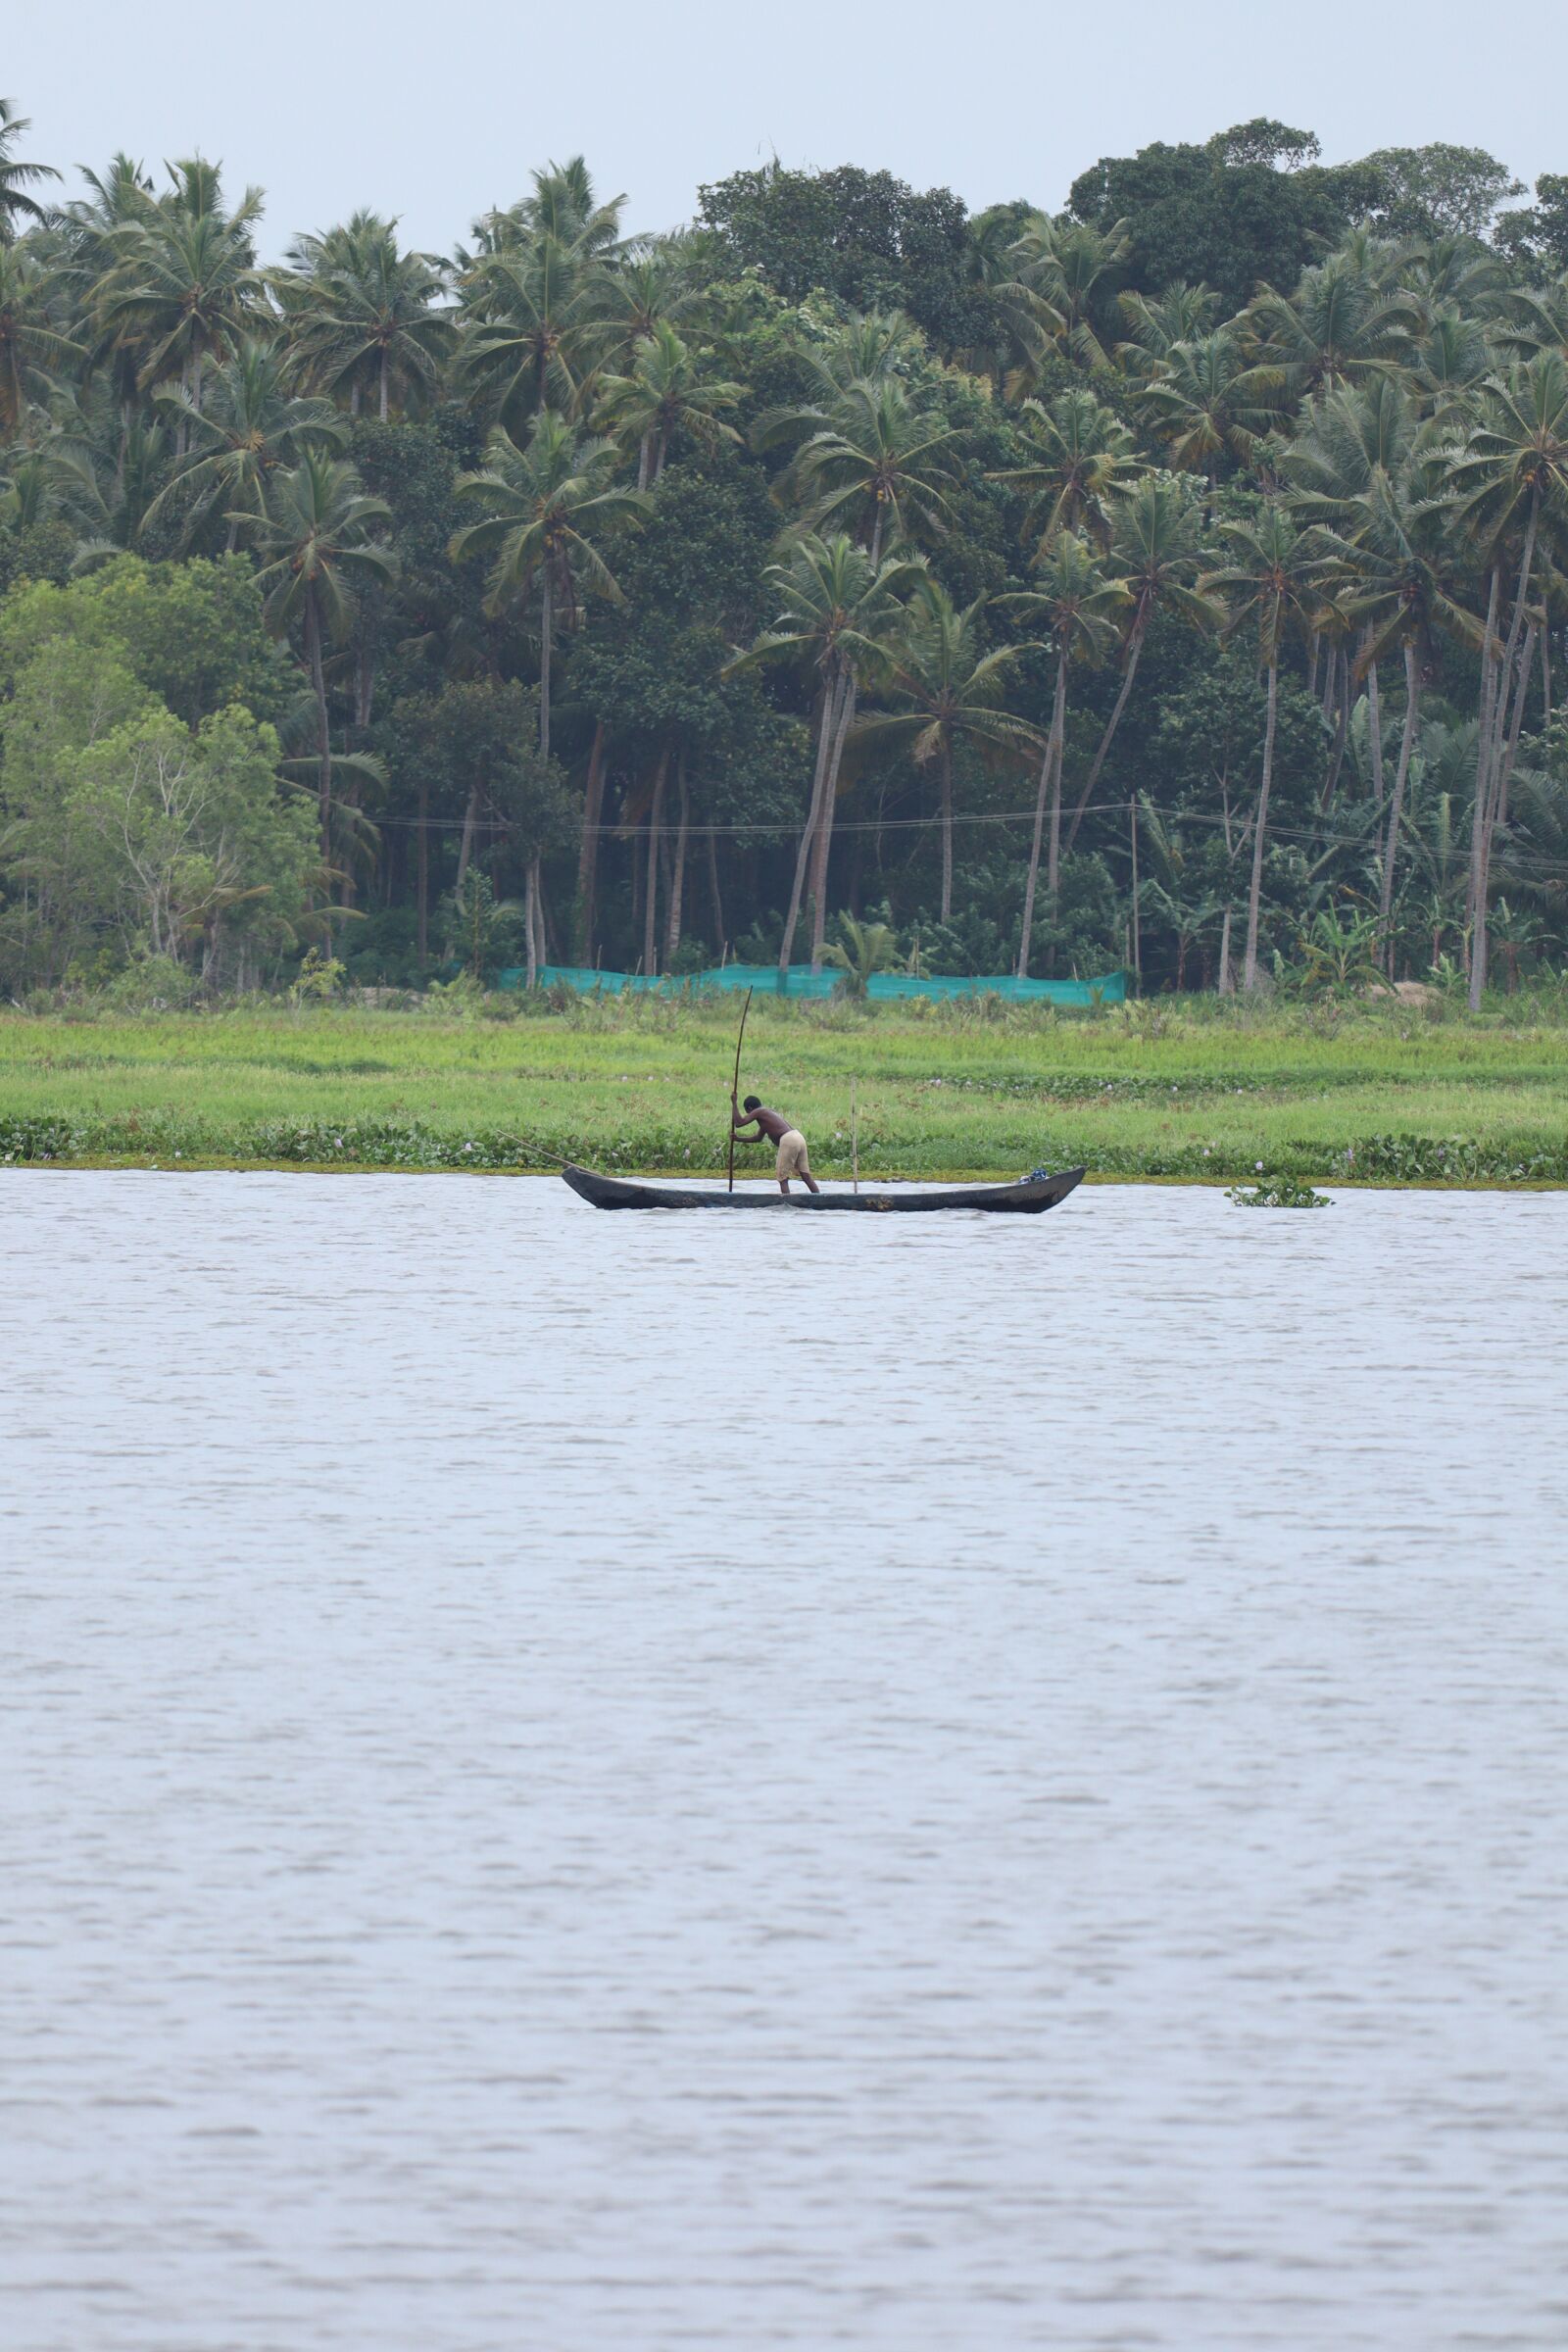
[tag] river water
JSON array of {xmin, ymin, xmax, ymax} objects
[{"xmin": 3, "ymin": 1172, "xmax": 1566, "ymax": 2350}]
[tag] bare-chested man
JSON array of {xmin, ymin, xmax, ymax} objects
[{"xmin": 731, "ymin": 1093, "xmax": 820, "ymax": 1194}]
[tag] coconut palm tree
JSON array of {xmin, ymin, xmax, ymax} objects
[
  {"xmin": 457, "ymin": 159, "xmax": 621, "ymax": 430},
  {"xmin": 516, "ymin": 156, "xmax": 624, "ymax": 257},
  {"xmin": 853, "ymin": 579, "xmax": 1042, "ymax": 920},
  {"xmin": 0, "ymin": 100, "xmax": 59, "ymax": 244},
  {"xmin": 589, "ymin": 236, "xmax": 708, "ymax": 371},
  {"xmin": 998, "ymin": 532, "xmax": 1128, "ymax": 974},
  {"xmin": 1280, "ymin": 375, "xmax": 1416, "ymax": 521},
  {"xmin": 1139, "ymin": 330, "xmax": 1272, "ymax": 486},
  {"xmin": 1493, "ymin": 270, "xmax": 1568, "ymax": 367},
  {"xmin": 1115, "ymin": 282, "xmax": 1218, "ymax": 370},
  {"xmin": 458, "ymin": 230, "xmax": 604, "ymax": 427},
  {"xmin": 1201, "ymin": 507, "xmax": 1337, "ymax": 989},
  {"xmin": 594, "ymin": 319, "xmax": 743, "ymax": 488},
  {"xmin": 1445, "ymin": 352, "xmax": 1568, "ymax": 1002},
  {"xmin": 1239, "ymin": 252, "xmax": 1421, "ymax": 409},
  {"xmin": 997, "ymin": 213, "xmax": 1131, "ymax": 386},
  {"xmin": 1281, "ymin": 375, "xmax": 1423, "ymax": 820},
  {"xmin": 0, "ymin": 244, "xmax": 82, "ymax": 432},
  {"xmin": 277, "ymin": 214, "xmax": 454, "ymax": 419},
  {"xmin": 142, "ymin": 337, "xmax": 343, "ymax": 548},
  {"xmin": 1406, "ymin": 310, "xmax": 1494, "ymax": 429},
  {"xmin": 1397, "ymin": 235, "xmax": 1509, "ymax": 323},
  {"xmin": 0, "ymin": 433, "xmax": 99, "ymax": 537},
  {"xmin": 781, "ymin": 374, "xmax": 965, "ymax": 561},
  {"xmin": 989, "ymin": 385, "xmax": 1143, "ymax": 551},
  {"xmin": 51, "ymin": 155, "xmax": 156, "ymax": 434},
  {"xmin": 60, "ymin": 153, "xmax": 153, "ymax": 252},
  {"xmin": 450, "ymin": 409, "xmax": 650, "ymax": 759},
  {"xmin": 728, "ymin": 532, "xmax": 926, "ymax": 972},
  {"xmin": 1062, "ymin": 476, "xmax": 1224, "ymax": 852},
  {"xmin": 748, "ymin": 309, "xmax": 923, "ymax": 460},
  {"xmin": 60, "ymin": 407, "xmax": 177, "ymax": 558},
  {"xmin": 92, "ymin": 160, "xmax": 266, "ymax": 410},
  {"xmin": 249, "ymin": 452, "xmax": 396, "ymax": 857},
  {"xmin": 1312, "ymin": 466, "xmax": 1484, "ymax": 960}
]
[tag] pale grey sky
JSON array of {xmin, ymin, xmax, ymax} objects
[{"xmin": 9, "ymin": 0, "xmax": 1566, "ymax": 259}]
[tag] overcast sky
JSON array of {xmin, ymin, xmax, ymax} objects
[{"xmin": 10, "ymin": 0, "xmax": 1567, "ymax": 259}]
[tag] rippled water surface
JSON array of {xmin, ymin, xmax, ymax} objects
[{"xmin": 3, "ymin": 1171, "xmax": 1567, "ymax": 2350}]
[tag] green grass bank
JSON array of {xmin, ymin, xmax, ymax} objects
[{"xmin": 2, "ymin": 992, "xmax": 1566, "ymax": 1185}]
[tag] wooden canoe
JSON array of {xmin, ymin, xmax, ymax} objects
[{"xmin": 562, "ymin": 1164, "xmax": 1086, "ymax": 1214}]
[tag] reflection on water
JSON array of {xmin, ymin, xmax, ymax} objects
[{"xmin": 3, "ymin": 1172, "xmax": 1566, "ymax": 2350}]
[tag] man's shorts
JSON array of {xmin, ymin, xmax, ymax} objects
[{"xmin": 775, "ymin": 1128, "xmax": 810, "ymax": 1180}]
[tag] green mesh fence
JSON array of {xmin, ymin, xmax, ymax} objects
[{"xmin": 499, "ymin": 962, "xmax": 1127, "ymax": 1005}]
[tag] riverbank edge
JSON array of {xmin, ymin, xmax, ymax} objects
[{"xmin": 6, "ymin": 1157, "xmax": 1564, "ymax": 1190}]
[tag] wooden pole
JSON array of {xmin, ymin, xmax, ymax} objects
[
  {"xmin": 851, "ymin": 1078, "xmax": 858, "ymax": 1194},
  {"xmin": 726, "ymin": 985, "xmax": 754, "ymax": 1194}
]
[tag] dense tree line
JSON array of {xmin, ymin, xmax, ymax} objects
[{"xmin": 3, "ymin": 104, "xmax": 1568, "ymax": 1006}]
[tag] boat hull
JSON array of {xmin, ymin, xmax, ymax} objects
[{"xmin": 562, "ymin": 1164, "xmax": 1086, "ymax": 1214}]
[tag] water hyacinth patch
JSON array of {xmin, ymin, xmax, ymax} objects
[{"xmin": 1227, "ymin": 1175, "xmax": 1332, "ymax": 1208}]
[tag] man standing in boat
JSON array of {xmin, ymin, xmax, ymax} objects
[{"xmin": 730, "ymin": 1093, "xmax": 820, "ymax": 1195}]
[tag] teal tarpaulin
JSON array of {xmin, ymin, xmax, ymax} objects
[{"xmin": 498, "ymin": 961, "xmax": 1127, "ymax": 1006}]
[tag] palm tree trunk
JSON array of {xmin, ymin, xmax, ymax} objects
[
  {"xmin": 1466, "ymin": 570, "xmax": 1500, "ymax": 959},
  {"xmin": 1469, "ymin": 567, "xmax": 1504, "ymax": 1008},
  {"xmin": 939, "ymin": 737, "xmax": 955, "ymax": 923},
  {"xmin": 1046, "ymin": 665, "xmax": 1068, "ymax": 908},
  {"xmin": 416, "ymin": 781, "xmax": 429, "ymax": 965},
  {"xmin": 306, "ymin": 591, "xmax": 333, "ymax": 866},
  {"xmin": 539, "ymin": 570, "xmax": 553, "ymax": 760},
  {"xmin": 1018, "ymin": 649, "xmax": 1066, "ymax": 980},
  {"xmin": 574, "ymin": 720, "xmax": 607, "ymax": 962},
  {"xmin": 779, "ymin": 675, "xmax": 843, "ymax": 979},
  {"xmin": 1319, "ymin": 655, "xmax": 1351, "ymax": 810},
  {"xmin": 808, "ymin": 677, "xmax": 857, "ymax": 969},
  {"xmin": 1498, "ymin": 622, "xmax": 1538, "ymax": 827},
  {"xmin": 1366, "ymin": 656, "xmax": 1385, "ymax": 808},
  {"xmin": 664, "ymin": 755, "xmax": 689, "ymax": 969},
  {"xmin": 1379, "ymin": 643, "xmax": 1420, "ymax": 964},
  {"xmin": 1064, "ymin": 614, "xmax": 1144, "ymax": 854},
  {"xmin": 456, "ymin": 779, "xmax": 479, "ymax": 890},
  {"xmin": 637, "ymin": 433, "xmax": 652, "ymax": 493},
  {"xmin": 523, "ymin": 860, "xmax": 538, "ymax": 989},
  {"xmin": 531, "ymin": 856, "xmax": 547, "ymax": 975},
  {"xmin": 643, "ymin": 747, "xmax": 668, "ymax": 979},
  {"xmin": 1217, "ymin": 903, "xmax": 1234, "ymax": 996},
  {"xmin": 379, "ymin": 349, "xmax": 389, "ymax": 422},
  {"xmin": 1473, "ymin": 496, "xmax": 1542, "ymax": 1009},
  {"xmin": 1242, "ymin": 660, "xmax": 1278, "ymax": 993}
]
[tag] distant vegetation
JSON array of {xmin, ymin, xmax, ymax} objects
[{"xmin": 4, "ymin": 107, "xmax": 1568, "ymax": 1011}]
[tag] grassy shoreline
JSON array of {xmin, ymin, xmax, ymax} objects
[{"xmin": 3, "ymin": 995, "xmax": 1566, "ymax": 1186}]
